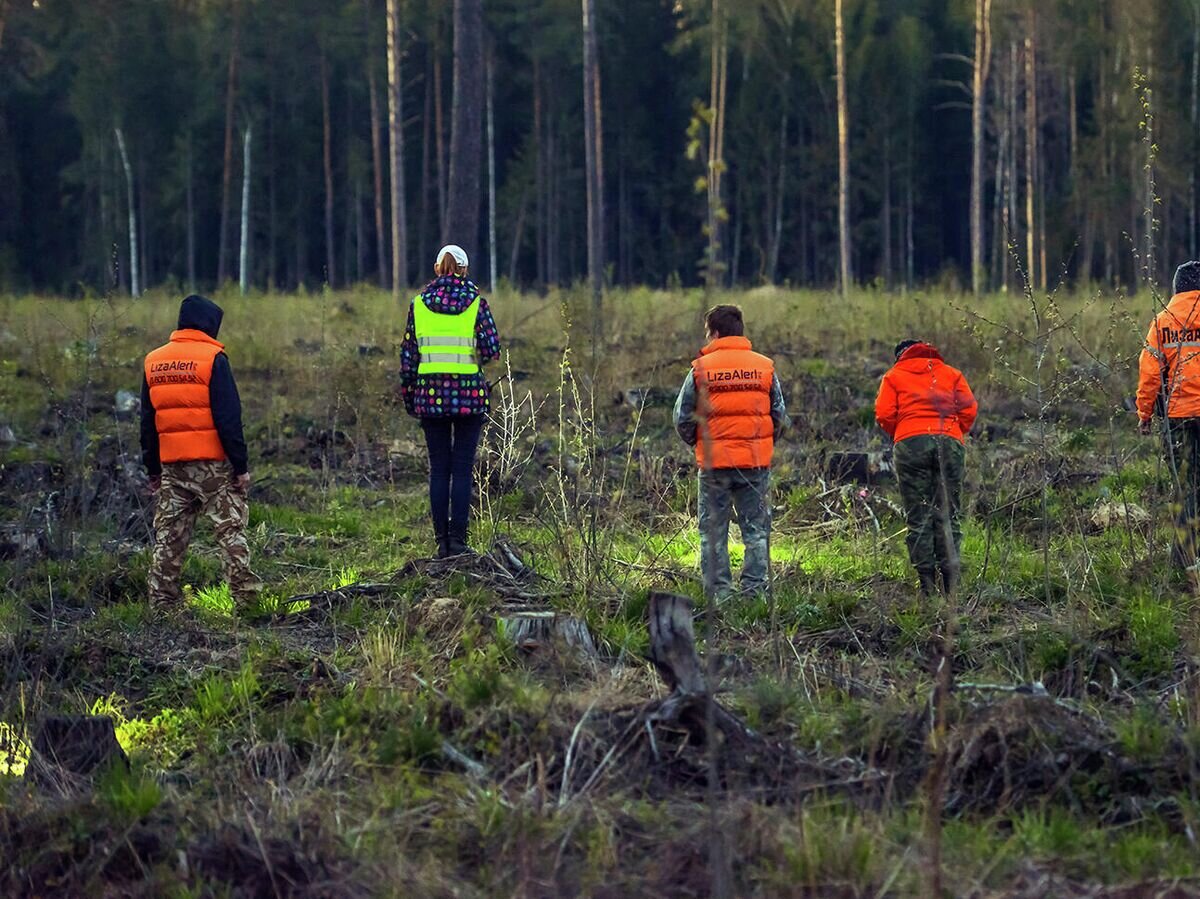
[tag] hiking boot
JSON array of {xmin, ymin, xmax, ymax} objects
[
  {"xmin": 446, "ymin": 537, "xmax": 472, "ymax": 557},
  {"xmin": 917, "ymin": 568, "xmax": 940, "ymax": 597}
]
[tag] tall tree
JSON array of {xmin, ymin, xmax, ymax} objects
[
  {"xmin": 445, "ymin": 0, "xmax": 483, "ymax": 246},
  {"xmin": 217, "ymin": 0, "xmax": 242, "ymax": 286},
  {"xmin": 970, "ymin": 0, "xmax": 992, "ymax": 295},
  {"xmin": 366, "ymin": 0, "xmax": 389, "ymax": 289},
  {"xmin": 835, "ymin": 0, "xmax": 851, "ymax": 295},
  {"xmin": 114, "ymin": 127, "xmax": 139, "ymax": 297},
  {"xmin": 1024, "ymin": 11, "xmax": 1037, "ymax": 290},
  {"xmin": 239, "ymin": 123, "xmax": 252, "ymax": 294},
  {"xmin": 320, "ymin": 44, "xmax": 336, "ymax": 287},
  {"xmin": 582, "ymin": 0, "xmax": 604, "ymax": 355},
  {"xmin": 386, "ymin": 0, "xmax": 408, "ymax": 294}
]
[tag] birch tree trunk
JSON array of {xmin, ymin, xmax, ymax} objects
[
  {"xmin": 970, "ymin": 0, "xmax": 992, "ymax": 296},
  {"xmin": 320, "ymin": 47, "xmax": 337, "ymax": 287},
  {"xmin": 217, "ymin": 0, "xmax": 241, "ymax": 286},
  {"xmin": 239, "ymin": 123, "xmax": 252, "ymax": 294},
  {"xmin": 486, "ymin": 45, "xmax": 498, "ymax": 289},
  {"xmin": 582, "ymin": 0, "xmax": 605, "ymax": 359},
  {"xmin": 387, "ymin": 0, "xmax": 409, "ymax": 295},
  {"xmin": 704, "ymin": 0, "xmax": 729, "ymax": 293},
  {"xmin": 367, "ymin": 0, "xmax": 389, "ymax": 289},
  {"xmin": 1023, "ymin": 20, "xmax": 1037, "ymax": 291},
  {"xmin": 835, "ymin": 0, "xmax": 852, "ymax": 296},
  {"xmin": 114, "ymin": 127, "xmax": 139, "ymax": 297},
  {"xmin": 446, "ymin": 0, "xmax": 483, "ymax": 245}
]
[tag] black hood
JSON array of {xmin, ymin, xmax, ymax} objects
[
  {"xmin": 1175, "ymin": 261, "xmax": 1200, "ymax": 295},
  {"xmin": 178, "ymin": 294, "xmax": 224, "ymax": 339}
]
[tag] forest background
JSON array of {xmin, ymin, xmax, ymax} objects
[{"xmin": 0, "ymin": 0, "xmax": 1191, "ymax": 298}]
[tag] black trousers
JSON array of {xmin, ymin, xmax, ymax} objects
[
  {"xmin": 420, "ymin": 415, "xmax": 485, "ymax": 541},
  {"xmin": 1163, "ymin": 417, "xmax": 1200, "ymax": 570}
]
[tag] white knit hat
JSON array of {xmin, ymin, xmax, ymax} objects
[{"xmin": 436, "ymin": 244, "xmax": 469, "ymax": 268}]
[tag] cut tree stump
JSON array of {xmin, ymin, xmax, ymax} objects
[
  {"xmin": 27, "ymin": 715, "xmax": 129, "ymax": 792},
  {"xmin": 825, "ymin": 451, "xmax": 894, "ymax": 485},
  {"xmin": 499, "ymin": 611, "xmax": 598, "ymax": 656},
  {"xmin": 648, "ymin": 592, "xmax": 706, "ymax": 694}
]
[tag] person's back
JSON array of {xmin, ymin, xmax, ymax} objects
[
  {"xmin": 875, "ymin": 343, "xmax": 976, "ymax": 444},
  {"xmin": 1137, "ymin": 261, "xmax": 1200, "ymax": 574},
  {"xmin": 674, "ymin": 304, "xmax": 788, "ymax": 601},
  {"xmin": 141, "ymin": 295, "xmax": 260, "ymax": 610},
  {"xmin": 401, "ymin": 245, "xmax": 501, "ymax": 558},
  {"xmin": 875, "ymin": 340, "xmax": 976, "ymax": 596}
]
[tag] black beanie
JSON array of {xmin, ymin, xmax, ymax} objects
[
  {"xmin": 1174, "ymin": 262, "xmax": 1200, "ymax": 295},
  {"xmin": 894, "ymin": 339, "xmax": 922, "ymax": 361}
]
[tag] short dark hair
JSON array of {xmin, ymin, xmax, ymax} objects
[
  {"xmin": 894, "ymin": 339, "xmax": 922, "ymax": 360},
  {"xmin": 705, "ymin": 304, "xmax": 744, "ymax": 338}
]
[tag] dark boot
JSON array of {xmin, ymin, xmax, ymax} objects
[
  {"xmin": 917, "ymin": 568, "xmax": 940, "ymax": 597},
  {"xmin": 446, "ymin": 522, "xmax": 472, "ymax": 557},
  {"xmin": 434, "ymin": 526, "xmax": 452, "ymax": 560},
  {"xmin": 940, "ymin": 564, "xmax": 960, "ymax": 597}
]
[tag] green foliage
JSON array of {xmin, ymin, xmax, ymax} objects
[
  {"xmin": 97, "ymin": 763, "xmax": 162, "ymax": 824},
  {"xmin": 1123, "ymin": 595, "xmax": 1180, "ymax": 678}
]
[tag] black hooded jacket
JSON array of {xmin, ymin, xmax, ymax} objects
[{"xmin": 140, "ymin": 295, "xmax": 249, "ymax": 477}]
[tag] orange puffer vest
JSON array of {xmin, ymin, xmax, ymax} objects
[
  {"xmin": 692, "ymin": 336, "xmax": 775, "ymax": 470},
  {"xmin": 144, "ymin": 330, "xmax": 227, "ymax": 464}
]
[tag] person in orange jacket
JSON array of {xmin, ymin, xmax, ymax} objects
[
  {"xmin": 875, "ymin": 340, "xmax": 978, "ymax": 596},
  {"xmin": 1136, "ymin": 261, "xmax": 1200, "ymax": 571},
  {"xmin": 673, "ymin": 305, "xmax": 789, "ymax": 601}
]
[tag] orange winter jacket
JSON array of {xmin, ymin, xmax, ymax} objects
[
  {"xmin": 1136, "ymin": 291, "xmax": 1200, "ymax": 421},
  {"xmin": 875, "ymin": 343, "xmax": 977, "ymax": 444},
  {"xmin": 144, "ymin": 330, "xmax": 228, "ymax": 464},
  {"xmin": 693, "ymin": 336, "xmax": 775, "ymax": 470}
]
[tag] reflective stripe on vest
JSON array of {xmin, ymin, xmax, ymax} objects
[
  {"xmin": 413, "ymin": 297, "xmax": 481, "ymax": 374},
  {"xmin": 144, "ymin": 329, "xmax": 228, "ymax": 464}
]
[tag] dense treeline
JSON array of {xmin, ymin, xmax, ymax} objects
[{"xmin": 1, "ymin": 0, "xmax": 1199, "ymax": 295}]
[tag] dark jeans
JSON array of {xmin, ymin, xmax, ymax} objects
[
  {"xmin": 420, "ymin": 415, "xmax": 485, "ymax": 542},
  {"xmin": 1162, "ymin": 418, "xmax": 1200, "ymax": 570},
  {"xmin": 893, "ymin": 435, "xmax": 966, "ymax": 583}
]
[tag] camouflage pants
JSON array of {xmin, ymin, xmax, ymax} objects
[
  {"xmin": 1162, "ymin": 418, "xmax": 1200, "ymax": 570},
  {"xmin": 148, "ymin": 460, "xmax": 262, "ymax": 606},
  {"xmin": 698, "ymin": 467, "xmax": 771, "ymax": 600},
  {"xmin": 893, "ymin": 435, "xmax": 966, "ymax": 584}
]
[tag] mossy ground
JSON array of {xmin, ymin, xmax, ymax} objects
[{"xmin": 1, "ymin": 285, "xmax": 1198, "ymax": 897}]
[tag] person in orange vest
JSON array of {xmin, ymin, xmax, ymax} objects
[
  {"xmin": 673, "ymin": 304, "xmax": 789, "ymax": 601},
  {"xmin": 1136, "ymin": 261, "xmax": 1200, "ymax": 572},
  {"xmin": 140, "ymin": 295, "xmax": 261, "ymax": 609},
  {"xmin": 875, "ymin": 339, "xmax": 977, "ymax": 596}
]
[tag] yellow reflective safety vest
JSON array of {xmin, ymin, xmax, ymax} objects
[{"xmin": 412, "ymin": 297, "xmax": 481, "ymax": 375}]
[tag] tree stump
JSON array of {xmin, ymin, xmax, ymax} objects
[
  {"xmin": 499, "ymin": 611, "xmax": 597, "ymax": 656},
  {"xmin": 27, "ymin": 715, "xmax": 128, "ymax": 793},
  {"xmin": 647, "ymin": 592, "xmax": 706, "ymax": 694}
]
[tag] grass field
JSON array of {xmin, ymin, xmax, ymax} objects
[{"xmin": 1, "ymin": 284, "xmax": 1199, "ymax": 897}]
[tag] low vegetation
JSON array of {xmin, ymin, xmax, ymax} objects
[{"xmin": 1, "ymin": 285, "xmax": 1198, "ymax": 897}]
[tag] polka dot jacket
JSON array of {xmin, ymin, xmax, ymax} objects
[{"xmin": 400, "ymin": 275, "xmax": 501, "ymax": 419}]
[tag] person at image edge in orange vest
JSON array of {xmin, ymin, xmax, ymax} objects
[
  {"xmin": 875, "ymin": 340, "xmax": 977, "ymax": 597},
  {"xmin": 1137, "ymin": 260, "xmax": 1200, "ymax": 573},
  {"xmin": 140, "ymin": 295, "xmax": 262, "ymax": 610},
  {"xmin": 674, "ymin": 304, "xmax": 789, "ymax": 601}
]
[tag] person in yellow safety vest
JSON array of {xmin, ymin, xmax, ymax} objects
[{"xmin": 400, "ymin": 245, "xmax": 502, "ymax": 558}]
